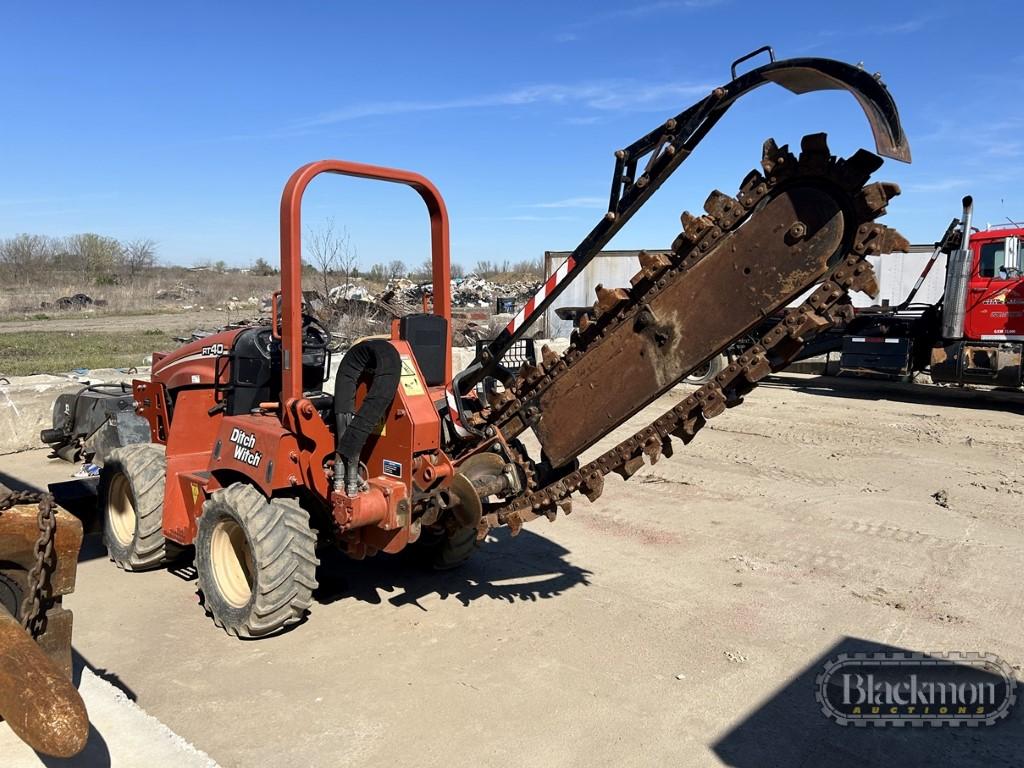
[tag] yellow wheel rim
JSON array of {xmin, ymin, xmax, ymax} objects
[
  {"xmin": 210, "ymin": 519, "xmax": 254, "ymax": 607},
  {"xmin": 107, "ymin": 474, "xmax": 136, "ymax": 547}
]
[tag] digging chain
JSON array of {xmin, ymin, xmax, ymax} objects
[
  {"xmin": 0, "ymin": 488, "xmax": 57, "ymax": 637},
  {"xmin": 476, "ymin": 135, "xmax": 908, "ymax": 535}
]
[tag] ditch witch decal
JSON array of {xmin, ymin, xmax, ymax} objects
[
  {"xmin": 229, "ymin": 427, "xmax": 262, "ymax": 468},
  {"xmin": 816, "ymin": 652, "xmax": 1017, "ymax": 726}
]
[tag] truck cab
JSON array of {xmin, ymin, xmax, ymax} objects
[{"xmin": 965, "ymin": 226, "xmax": 1024, "ymax": 343}]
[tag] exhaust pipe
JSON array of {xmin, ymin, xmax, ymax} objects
[{"xmin": 941, "ymin": 195, "xmax": 974, "ymax": 340}]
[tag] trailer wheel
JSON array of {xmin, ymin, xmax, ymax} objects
[
  {"xmin": 196, "ymin": 484, "xmax": 319, "ymax": 638},
  {"xmin": 99, "ymin": 443, "xmax": 168, "ymax": 571},
  {"xmin": 685, "ymin": 353, "xmax": 727, "ymax": 385},
  {"xmin": 413, "ymin": 524, "xmax": 477, "ymax": 570}
]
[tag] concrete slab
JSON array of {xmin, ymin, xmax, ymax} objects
[
  {"xmin": 0, "ymin": 667, "xmax": 219, "ymax": 767},
  {"xmin": 0, "ymin": 370, "xmax": 149, "ymax": 456}
]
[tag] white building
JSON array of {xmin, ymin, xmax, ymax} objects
[{"xmin": 542, "ymin": 245, "xmax": 941, "ymax": 339}]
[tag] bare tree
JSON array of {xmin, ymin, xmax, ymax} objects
[
  {"xmin": 120, "ymin": 238, "xmax": 157, "ymax": 279},
  {"xmin": 306, "ymin": 218, "xmax": 358, "ymax": 300},
  {"xmin": 386, "ymin": 259, "xmax": 407, "ymax": 279},
  {"xmin": 252, "ymin": 257, "xmax": 277, "ymax": 276},
  {"xmin": 412, "ymin": 259, "xmax": 433, "ymax": 281},
  {"xmin": 64, "ymin": 233, "xmax": 122, "ymax": 283},
  {"xmin": 0, "ymin": 234, "xmax": 57, "ymax": 280},
  {"xmin": 451, "ymin": 263, "xmax": 465, "ymax": 279}
]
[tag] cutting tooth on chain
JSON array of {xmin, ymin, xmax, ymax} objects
[
  {"xmin": 615, "ymin": 454, "xmax": 646, "ymax": 480},
  {"xmin": 675, "ymin": 211, "xmax": 715, "ymax": 249},
  {"xmin": 581, "ymin": 473, "xmax": 604, "ymax": 502},
  {"xmin": 671, "ymin": 413, "xmax": 706, "ymax": 444},
  {"xmin": 848, "ymin": 259, "xmax": 881, "ymax": 297},
  {"xmin": 837, "ymin": 148, "xmax": 884, "ymax": 189},
  {"xmin": 760, "ymin": 138, "xmax": 797, "ymax": 178},
  {"xmin": 642, "ymin": 435, "xmax": 663, "ymax": 465},
  {"xmin": 737, "ymin": 169, "xmax": 767, "ymax": 208},
  {"xmin": 798, "ymin": 132, "xmax": 832, "ymax": 174},
  {"xmin": 630, "ymin": 250, "xmax": 672, "ymax": 286},
  {"xmin": 594, "ymin": 284, "xmax": 631, "ymax": 316},
  {"xmin": 519, "ymin": 362, "xmax": 544, "ymax": 385},
  {"xmin": 703, "ymin": 190, "xmax": 741, "ymax": 225},
  {"xmin": 698, "ymin": 386, "xmax": 727, "ymax": 418},
  {"xmin": 541, "ymin": 344, "xmax": 561, "ymax": 369},
  {"xmin": 857, "ymin": 181, "xmax": 902, "ymax": 217}
]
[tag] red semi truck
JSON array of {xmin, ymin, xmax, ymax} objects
[{"xmin": 833, "ymin": 196, "xmax": 1023, "ymax": 388}]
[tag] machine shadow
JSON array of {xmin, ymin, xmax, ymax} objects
[
  {"xmin": 761, "ymin": 373, "xmax": 1024, "ymax": 416},
  {"xmin": 712, "ymin": 635, "xmax": 1023, "ymax": 768},
  {"xmin": 314, "ymin": 526, "xmax": 592, "ymax": 610}
]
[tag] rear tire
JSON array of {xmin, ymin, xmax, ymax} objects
[
  {"xmin": 413, "ymin": 524, "xmax": 477, "ymax": 570},
  {"xmin": 99, "ymin": 443, "xmax": 168, "ymax": 571},
  {"xmin": 685, "ymin": 353, "xmax": 727, "ymax": 385},
  {"xmin": 195, "ymin": 484, "xmax": 319, "ymax": 638}
]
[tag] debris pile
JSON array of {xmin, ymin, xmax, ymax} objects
[
  {"xmin": 42, "ymin": 293, "xmax": 107, "ymax": 310},
  {"xmin": 377, "ymin": 276, "xmax": 542, "ymax": 308},
  {"xmin": 155, "ymin": 283, "xmax": 200, "ymax": 301}
]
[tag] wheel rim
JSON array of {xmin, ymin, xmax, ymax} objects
[
  {"xmin": 210, "ymin": 519, "xmax": 254, "ymax": 608},
  {"xmin": 688, "ymin": 361, "xmax": 712, "ymax": 380},
  {"xmin": 107, "ymin": 474, "xmax": 136, "ymax": 546}
]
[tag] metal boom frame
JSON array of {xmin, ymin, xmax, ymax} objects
[{"xmin": 454, "ymin": 48, "xmax": 910, "ymax": 397}]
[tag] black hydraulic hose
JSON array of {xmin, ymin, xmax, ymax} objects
[{"xmin": 333, "ymin": 339, "xmax": 401, "ymax": 495}]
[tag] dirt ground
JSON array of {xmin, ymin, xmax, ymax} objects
[
  {"xmin": 0, "ymin": 309, "xmax": 240, "ymax": 336},
  {"xmin": 1, "ymin": 373, "xmax": 1022, "ymax": 767}
]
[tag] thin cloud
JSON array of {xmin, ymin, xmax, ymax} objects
[
  {"xmin": 553, "ymin": 31, "xmax": 578, "ymax": 43},
  {"xmin": 474, "ymin": 214, "xmax": 580, "ymax": 222},
  {"xmin": 905, "ymin": 178, "xmax": 971, "ymax": 193},
  {"xmin": 576, "ymin": 0, "xmax": 725, "ymax": 26},
  {"xmin": 296, "ymin": 80, "xmax": 715, "ymax": 129},
  {"xmin": 0, "ymin": 193, "xmax": 115, "ymax": 207},
  {"xmin": 868, "ymin": 17, "xmax": 929, "ymax": 34},
  {"xmin": 525, "ymin": 197, "xmax": 606, "ymax": 209}
]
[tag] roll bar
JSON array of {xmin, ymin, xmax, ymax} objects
[{"xmin": 278, "ymin": 161, "xmax": 452, "ymax": 403}]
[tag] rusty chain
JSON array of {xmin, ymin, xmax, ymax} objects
[
  {"xmin": 0, "ymin": 488, "xmax": 57, "ymax": 637},
  {"xmin": 477, "ymin": 135, "xmax": 908, "ymax": 535}
]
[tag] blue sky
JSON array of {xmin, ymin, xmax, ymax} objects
[{"xmin": 1, "ymin": 1, "xmax": 1022, "ymax": 270}]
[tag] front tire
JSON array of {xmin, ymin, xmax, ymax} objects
[
  {"xmin": 195, "ymin": 484, "xmax": 319, "ymax": 638},
  {"xmin": 99, "ymin": 443, "xmax": 168, "ymax": 571}
]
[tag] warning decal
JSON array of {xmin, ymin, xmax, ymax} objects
[{"xmin": 399, "ymin": 356, "xmax": 425, "ymax": 396}]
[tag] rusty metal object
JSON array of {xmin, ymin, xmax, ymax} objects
[
  {"xmin": 931, "ymin": 340, "xmax": 1023, "ymax": 388},
  {"xmin": 0, "ymin": 605, "xmax": 88, "ymax": 757},
  {"xmin": 535, "ymin": 185, "xmax": 846, "ymax": 466},
  {"xmin": 476, "ymin": 134, "xmax": 908, "ymax": 534},
  {"xmin": 0, "ymin": 491, "xmax": 88, "ymax": 757}
]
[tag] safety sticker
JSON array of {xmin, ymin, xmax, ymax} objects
[
  {"xmin": 383, "ymin": 459, "xmax": 402, "ymax": 478},
  {"xmin": 399, "ymin": 356, "xmax": 425, "ymax": 397}
]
